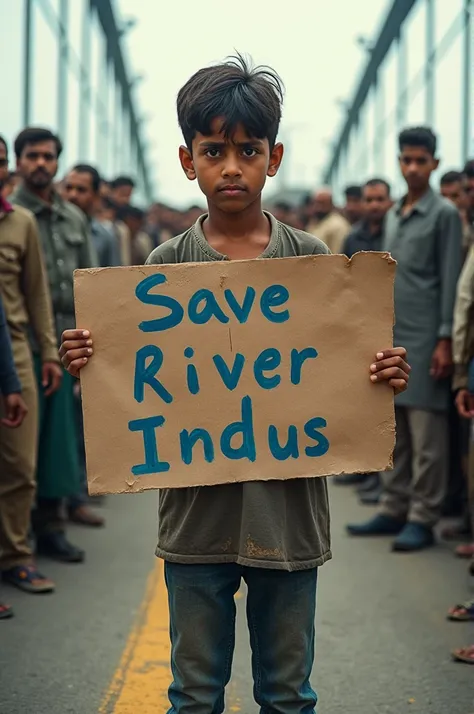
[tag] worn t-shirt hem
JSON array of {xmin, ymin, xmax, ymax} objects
[{"xmin": 155, "ymin": 547, "xmax": 332, "ymax": 572}]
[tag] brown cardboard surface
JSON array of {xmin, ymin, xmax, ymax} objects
[{"xmin": 74, "ymin": 253, "xmax": 395, "ymax": 495}]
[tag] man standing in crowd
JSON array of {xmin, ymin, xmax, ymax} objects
[
  {"xmin": 11, "ymin": 127, "xmax": 96, "ymax": 563},
  {"xmin": 341, "ymin": 178, "xmax": 393, "ymax": 503},
  {"xmin": 440, "ymin": 170, "xmax": 471, "ymax": 261},
  {"xmin": 101, "ymin": 176, "xmax": 136, "ymax": 266},
  {"xmin": 109, "ymin": 175, "xmax": 135, "ymax": 208},
  {"xmin": 0, "ymin": 293, "xmax": 29, "ymax": 619},
  {"xmin": 343, "ymin": 179, "xmax": 392, "ymax": 258},
  {"xmin": 462, "ymin": 161, "xmax": 474, "ymax": 252},
  {"xmin": 117, "ymin": 204, "xmax": 152, "ymax": 265},
  {"xmin": 64, "ymin": 164, "xmax": 121, "ymax": 269},
  {"xmin": 63, "ymin": 163, "xmax": 123, "ymax": 528},
  {"xmin": 306, "ymin": 186, "xmax": 351, "ymax": 253},
  {"xmin": 343, "ymin": 184, "xmax": 364, "ymax": 225},
  {"xmin": 348, "ymin": 127, "xmax": 463, "ymax": 551},
  {"xmin": 0, "ymin": 134, "xmax": 60, "ymax": 594}
]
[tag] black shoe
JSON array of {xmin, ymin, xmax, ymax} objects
[
  {"xmin": 357, "ymin": 473, "xmax": 380, "ymax": 495},
  {"xmin": 346, "ymin": 514, "xmax": 406, "ymax": 537},
  {"xmin": 36, "ymin": 532, "xmax": 85, "ymax": 563},
  {"xmin": 359, "ymin": 486, "xmax": 383, "ymax": 506},
  {"xmin": 334, "ymin": 473, "xmax": 370, "ymax": 486}
]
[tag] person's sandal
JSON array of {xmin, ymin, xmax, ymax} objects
[
  {"xmin": 452, "ymin": 644, "xmax": 474, "ymax": 664},
  {"xmin": 447, "ymin": 599, "xmax": 474, "ymax": 621},
  {"xmin": 2, "ymin": 565, "xmax": 55, "ymax": 594},
  {"xmin": 455, "ymin": 542, "xmax": 474, "ymax": 558},
  {"xmin": 0, "ymin": 602, "xmax": 13, "ymax": 619}
]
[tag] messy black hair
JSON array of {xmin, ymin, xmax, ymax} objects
[
  {"xmin": 344, "ymin": 185, "xmax": 362, "ymax": 200},
  {"xmin": 398, "ymin": 126, "xmax": 437, "ymax": 157},
  {"xmin": 463, "ymin": 160, "xmax": 474, "ymax": 179},
  {"xmin": 72, "ymin": 164, "xmax": 101, "ymax": 193},
  {"xmin": 364, "ymin": 178, "xmax": 391, "ymax": 195},
  {"xmin": 440, "ymin": 170, "xmax": 463, "ymax": 185},
  {"xmin": 177, "ymin": 53, "xmax": 284, "ymax": 151},
  {"xmin": 111, "ymin": 175, "xmax": 135, "ymax": 189},
  {"xmin": 14, "ymin": 127, "xmax": 63, "ymax": 159},
  {"xmin": 117, "ymin": 204, "xmax": 144, "ymax": 221}
]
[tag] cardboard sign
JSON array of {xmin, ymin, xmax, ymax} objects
[{"xmin": 74, "ymin": 253, "xmax": 395, "ymax": 495}]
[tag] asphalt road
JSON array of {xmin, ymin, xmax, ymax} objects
[{"xmin": 1, "ymin": 484, "xmax": 473, "ymax": 714}]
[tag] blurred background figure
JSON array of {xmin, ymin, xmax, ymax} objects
[
  {"xmin": 343, "ymin": 185, "xmax": 364, "ymax": 225},
  {"xmin": 1, "ymin": 171, "xmax": 20, "ymax": 200},
  {"xmin": 306, "ymin": 187, "xmax": 351, "ymax": 253}
]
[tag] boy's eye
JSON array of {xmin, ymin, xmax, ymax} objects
[
  {"xmin": 205, "ymin": 148, "xmax": 221, "ymax": 158},
  {"xmin": 243, "ymin": 147, "xmax": 257, "ymax": 157}
]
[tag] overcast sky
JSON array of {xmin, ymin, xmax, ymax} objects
[{"xmin": 118, "ymin": 0, "xmax": 391, "ymax": 207}]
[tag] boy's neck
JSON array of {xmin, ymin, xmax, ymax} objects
[{"xmin": 205, "ymin": 198, "xmax": 270, "ymax": 243}]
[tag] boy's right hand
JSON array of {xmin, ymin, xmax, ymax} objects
[{"xmin": 59, "ymin": 329, "xmax": 93, "ymax": 378}]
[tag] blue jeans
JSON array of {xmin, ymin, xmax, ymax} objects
[{"xmin": 165, "ymin": 562, "xmax": 318, "ymax": 714}]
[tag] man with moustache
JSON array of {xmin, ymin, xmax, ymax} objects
[{"xmin": 11, "ymin": 128, "xmax": 96, "ymax": 563}]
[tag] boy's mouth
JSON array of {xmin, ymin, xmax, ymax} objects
[{"xmin": 218, "ymin": 184, "xmax": 247, "ymax": 196}]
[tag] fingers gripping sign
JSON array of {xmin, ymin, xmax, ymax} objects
[
  {"xmin": 369, "ymin": 347, "xmax": 410, "ymax": 396},
  {"xmin": 59, "ymin": 329, "xmax": 93, "ymax": 377}
]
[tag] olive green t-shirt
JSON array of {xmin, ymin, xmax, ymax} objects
[{"xmin": 146, "ymin": 212, "xmax": 332, "ymax": 571}]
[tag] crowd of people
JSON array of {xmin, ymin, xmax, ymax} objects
[
  {"xmin": 0, "ymin": 126, "xmax": 206, "ymax": 617},
  {"xmin": 0, "ymin": 116, "xmax": 473, "ymax": 676},
  {"xmin": 275, "ymin": 128, "xmax": 474, "ymax": 665}
]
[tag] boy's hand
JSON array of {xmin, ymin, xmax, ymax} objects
[
  {"xmin": 42, "ymin": 361, "xmax": 63, "ymax": 397},
  {"xmin": 59, "ymin": 330, "xmax": 93, "ymax": 378},
  {"xmin": 370, "ymin": 347, "xmax": 410, "ymax": 395},
  {"xmin": 2, "ymin": 393, "xmax": 28, "ymax": 428},
  {"xmin": 455, "ymin": 388, "xmax": 474, "ymax": 419}
]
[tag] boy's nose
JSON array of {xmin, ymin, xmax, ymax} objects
[{"xmin": 222, "ymin": 158, "xmax": 242, "ymax": 178}]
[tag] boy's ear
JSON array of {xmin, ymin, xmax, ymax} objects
[
  {"xmin": 267, "ymin": 142, "xmax": 284, "ymax": 178},
  {"xmin": 179, "ymin": 145, "xmax": 196, "ymax": 181}
]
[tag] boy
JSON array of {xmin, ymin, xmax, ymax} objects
[{"xmin": 59, "ymin": 56, "xmax": 409, "ymax": 712}]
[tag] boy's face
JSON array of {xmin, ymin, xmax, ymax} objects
[
  {"xmin": 399, "ymin": 145, "xmax": 438, "ymax": 191},
  {"xmin": 179, "ymin": 119, "xmax": 283, "ymax": 213}
]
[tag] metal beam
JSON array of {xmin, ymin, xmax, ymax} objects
[
  {"xmin": 462, "ymin": 0, "xmax": 473, "ymax": 161},
  {"xmin": 323, "ymin": 0, "xmax": 417, "ymax": 183},
  {"xmin": 91, "ymin": 0, "xmax": 153, "ymax": 201},
  {"xmin": 78, "ymin": 1, "xmax": 91, "ymax": 158},
  {"xmin": 425, "ymin": 0, "xmax": 435, "ymax": 125},
  {"xmin": 22, "ymin": 0, "xmax": 33, "ymax": 126},
  {"xmin": 57, "ymin": 0, "xmax": 69, "ymax": 167}
]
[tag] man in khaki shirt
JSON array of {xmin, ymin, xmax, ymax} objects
[
  {"xmin": 11, "ymin": 127, "xmax": 96, "ymax": 565},
  {"xmin": 306, "ymin": 187, "xmax": 351, "ymax": 254},
  {"xmin": 0, "ymin": 135, "xmax": 61, "ymax": 596}
]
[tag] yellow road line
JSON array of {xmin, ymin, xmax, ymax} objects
[
  {"xmin": 99, "ymin": 560, "xmax": 243, "ymax": 713},
  {"xmin": 98, "ymin": 559, "xmax": 171, "ymax": 713}
]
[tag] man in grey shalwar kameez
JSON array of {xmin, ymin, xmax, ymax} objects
[{"xmin": 348, "ymin": 127, "xmax": 463, "ymax": 551}]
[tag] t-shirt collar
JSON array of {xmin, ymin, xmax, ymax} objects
[{"xmin": 192, "ymin": 211, "xmax": 281, "ymax": 261}]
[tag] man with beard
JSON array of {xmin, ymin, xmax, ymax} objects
[
  {"xmin": 0, "ymin": 134, "xmax": 59, "ymax": 596},
  {"xmin": 11, "ymin": 128, "xmax": 96, "ymax": 563}
]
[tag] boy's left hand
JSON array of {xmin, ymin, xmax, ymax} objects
[{"xmin": 370, "ymin": 347, "xmax": 410, "ymax": 395}]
